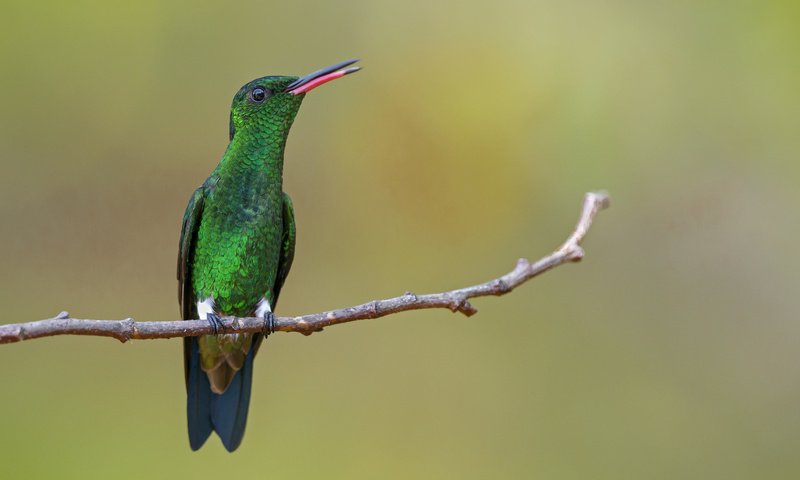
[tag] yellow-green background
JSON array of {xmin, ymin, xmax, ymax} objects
[{"xmin": 1, "ymin": 0, "xmax": 798, "ymax": 478}]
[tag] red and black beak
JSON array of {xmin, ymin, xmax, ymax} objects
[{"xmin": 284, "ymin": 59, "xmax": 361, "ymax": 95}]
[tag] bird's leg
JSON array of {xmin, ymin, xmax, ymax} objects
[{"xmin": 206, "ymin": 312, "xmax": 224, "ymax": 335}]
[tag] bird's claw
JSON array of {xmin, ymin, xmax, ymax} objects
[
  {"xmin": 207, "ymin": 313, "xmax": 224, "ymax": 335},
  {"xmin": 263, "ymin": 312, "xmax": 276, "ymax": 336}
]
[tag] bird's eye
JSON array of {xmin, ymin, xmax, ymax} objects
[{"xmin": 250, "ymin": 87, "xmax": 270, "ymax": 103}]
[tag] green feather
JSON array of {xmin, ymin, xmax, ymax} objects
[
  {"xmin": 178, "ymin": 60, "xmax": 358, "ymax": 450},
  {"xmin": 178, "ymin": 76, "xmax": 304, "ymax": 394}
]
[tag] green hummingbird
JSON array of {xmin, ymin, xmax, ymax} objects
[{"xmin": 177, "ymin": 59, "xmax": 360, "ymax": 451}]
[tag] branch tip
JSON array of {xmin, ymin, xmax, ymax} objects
[{"xmin": 593, "ymin": 191, "xmax": 611, "ymax": 209}]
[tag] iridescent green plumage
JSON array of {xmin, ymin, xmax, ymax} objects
[
  {"xmin": 177, "ymin": 76, "xmax": 302, "ymax": 452},
  {"xmin": 177, "ymin": 60, "xmax": 359, "ymax": 452},
  {"xmin": 179, "ymin": 76, "xmax": 302, "ymax": 391}
]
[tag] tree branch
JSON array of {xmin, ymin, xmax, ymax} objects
[{"xmin": 0, "ymin": 192, "xmax": 610, "ymax": 344}]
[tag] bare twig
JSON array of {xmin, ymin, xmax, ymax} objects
[{"xmin": 0, "ymin": 192, "xmax": 610, "ymax": 344}]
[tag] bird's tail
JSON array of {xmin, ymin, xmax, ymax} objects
[{"xmin": 185, "ymin": 335, "xmax": 257, "ymax": 452}]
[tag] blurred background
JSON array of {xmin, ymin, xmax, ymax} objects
[{"xmin": 1, "ymin": 0, "xmax": 798, "ymax": 478}]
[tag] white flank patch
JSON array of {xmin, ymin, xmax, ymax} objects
[
  {"xmin": 255, "ymin": 297, "xmax": 272, "ymax": 318},
  {"xmin": 196, "ymin": 297, "xmax": 216, "ymax": 320}
]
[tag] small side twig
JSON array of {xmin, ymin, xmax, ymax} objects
[{"xmin": 0, "ymin": 191, "xmax": 610, "ymax": 344}]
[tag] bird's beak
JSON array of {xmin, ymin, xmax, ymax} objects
[{"xmin": 284, "ymin": 59, "xmax": 361, "ymax": 95}]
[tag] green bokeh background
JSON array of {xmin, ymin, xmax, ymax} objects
[{"xmin": 1, "ymin": 0, "xmax": 798, "ymax": 478}]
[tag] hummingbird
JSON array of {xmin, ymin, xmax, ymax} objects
[{"xmin": 177, "ymin": 59, "xmax": 360, "ymax": 451}]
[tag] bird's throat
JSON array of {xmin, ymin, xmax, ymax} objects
[{"xmin": 218, "ymin": 131, "xmax": 288, "ymax": 182}]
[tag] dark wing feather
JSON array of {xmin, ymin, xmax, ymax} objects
[
  {"xmin": 178, "ymin": 187, "xmax": 206, "ymax": 320},
  {"xmin": 273, "ymin": 192, "xmax": 296, "ymax": 310},
  {"xmin": 177, "ymin": 187, "xmax": 206, "ymax": 383}
]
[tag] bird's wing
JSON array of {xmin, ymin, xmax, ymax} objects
[
  {"xmin": 177, "ymin": 186, "xmax": 206, "ymax": 320},
  {"xmin": 273, "ymin": 192, "xmax": 296, "ymax": 310},
  {"xmin": 178, "ymin": 186, "xmax": 206, "ymax": 388}
]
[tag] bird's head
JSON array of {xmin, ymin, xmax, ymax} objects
[{"xmin": 228, "ymin": 59, "xmax": 360, "ymax": 141}]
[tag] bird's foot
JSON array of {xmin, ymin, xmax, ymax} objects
[
  {"xmin": 262, "ymin": 311, "xmax": 276, "ymax": 336},
  {"xmin": 207, "ymin": 312, "xmax": 224, "ymax": 335}
]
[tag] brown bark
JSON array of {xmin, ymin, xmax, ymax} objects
[{"xmin": 0, "ymin": 192, "xmax": 610, "ymax": 344}]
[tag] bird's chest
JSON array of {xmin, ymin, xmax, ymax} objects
[{"xmin": 191, "ymin": 182, "xmax": 283, "ymax": 314}]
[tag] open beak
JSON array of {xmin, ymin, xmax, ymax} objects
[{"xmin": 284, "ymin": 59, "xmax": 361, "ymax": 95}]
